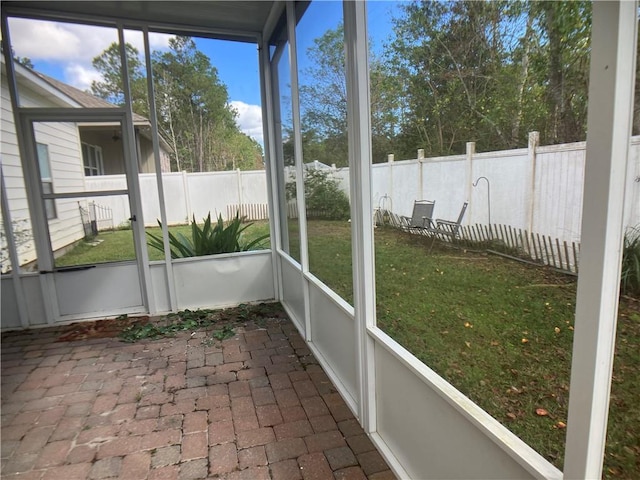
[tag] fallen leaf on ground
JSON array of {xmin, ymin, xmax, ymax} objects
[
  {"xmin": 554, "ymin": 421, "xmax": 566, "ymax": 429},
  {"xmin": 521, "ymin": 338, "xmax": 529, "ymax": 344},
  {"xmin": 506, "ymin": 413, "xmax": 517, "ymax": 420},
  {"xmin": 554, "ymin": 327, "xmax": 561, "ymax": 334},
  {"xmin": 465, "ymin": 341, "xmax": 471, "ymax": 348},
  {"xmin": 535, "ymin": 408, "xmax": 549, "ymax": 416},
  {"xmin": 464, "ymin": 322, "xmax": 473, "ymax": 328}
]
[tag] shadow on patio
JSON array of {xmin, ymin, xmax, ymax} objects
[{"xmin": 1, "ymin": 305, "xmax": 395, "ymax": 480}]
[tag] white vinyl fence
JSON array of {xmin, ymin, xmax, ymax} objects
[
  {"xmin": 84, "ymin": 134, "xmax": 640, "ymax": 247},
  {"xmin": 363, "ymin": 133, "xmax": 640, "ymax": 245},
  {"xmin": 85, "ymin": 169, "xmax": 269, "ymax": 228}
]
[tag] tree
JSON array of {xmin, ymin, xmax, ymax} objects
[
  {"xmin": 152, "ymin": 36, "xmax": 251, "ymax": 172},
  {"xmin": 299, "ymin": 26, "xmax": 348, "ymax": 167},
  {"xmin": 15, "ymin": 56, "xmax": 34, "ymax": 69},
  {"xmin": 90, "ymin": 37, "xmax": 263, "ymax": 172},
  {"xmin": 90, "ymin": 42, "xmax": 149, "ymax": 117},
  {"xmin": 385, "ymin": 0, "xmax": 594, "ymax": 155},
  {"xmin": 299, "ymin": 24, "xmax": 401, "ymax": 166},
  {"xmin": 531, "ymin": 1, "xmax": 591, "ymax": 144},
  {"xmin": 387, "ymin": 1, "xmax": 528, "ymax": 156}
]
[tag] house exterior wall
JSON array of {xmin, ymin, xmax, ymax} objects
[
  {"xmin": 79, "ymin": 129, "xmax": 169, "ymax": 175},
  {"xmin": 79, "ymin": 129, "xmax": 125, "ymax": 175},
  {"xmin": 1, "ymin": 72, "xmax": 34, "ymax": 269},
  {"xmin": 1, "ymin": 70, "xmax": 87, "ymax": 270},
  {"xmin": 137, "ymin": 134, "xmax": 155, "ymax": 174},
  {"xmin": 33, "ymin": 122, "xmax": 87, "ymax": 254}
]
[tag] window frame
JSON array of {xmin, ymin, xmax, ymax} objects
[{"xmin": 82, "ymin": 142, "xmax": 105, "ymax": 176}]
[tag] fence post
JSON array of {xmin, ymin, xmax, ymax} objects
[
  {"xmin": 236, "ymin": 168, "xmax": 243, "ymax": 221},
  {"xmin": 418, "ymin": 149, "xmax": 424, "ymax": 200},
  {"xmin": 527, "ymin": 131, "xmax": 540, "ymax": 233},
  {"xmin": 466, "ymin": 141, "xmax": 475, "ymax": 224},
  {"xmin": 182, "ymin": 170, "xmax": 192, "ymax": 222},
  {"xmin": 387, "ymin": 154, "xmax": 394, "ymax": 212}
]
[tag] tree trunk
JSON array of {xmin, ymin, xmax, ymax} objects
[
  {"xmin": 544, "ymin": 3, "xmax": 563, "ymax": 144},
  {"xmin": 512, "ymin": 9, "xmax": 535, "ymax": 147}
]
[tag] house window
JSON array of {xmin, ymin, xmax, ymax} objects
[
  {"xmin": 82, "ymin": 143, "xmax": 104, "ymax": 176},
  {"xmin": 36, "ymin": 143, "xmax": 56, "ymax": 220}
]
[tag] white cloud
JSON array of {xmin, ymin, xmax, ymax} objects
[
  {"xmin": 230, "ymin": 100, "xmax": 264, "ymax": 146},
  {"xmin": 9, "ymin": 18, "xmax": 118, "ymax": 62},
  {"xmin": 64, "ymin": 64, "xmax": 103, "ymax": 91},
  {"xmin": 9, "ymin": 17, "xmax": 171, "ymax": 63},
  {"xmin": 8, "ymin": 17, "xmax": 171, "ymax": 88}
]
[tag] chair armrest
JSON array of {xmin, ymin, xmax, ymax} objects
[
  {"xmin": 435, "ymin": 219, "xmax": 461, "ymax": 236},
  {"xmin": 435, "ymin": 218, "xmax": 457, "ymax": 226},
  {"xmin": 421, "ymin": 217, "xmax": 435, "ymax": 228}
]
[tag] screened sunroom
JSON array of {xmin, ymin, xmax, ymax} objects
[{"xmin": 1, "ymin": 1, "xmax": 637, "ymax": 479}]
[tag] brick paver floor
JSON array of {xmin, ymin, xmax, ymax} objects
[{"xmin": 1, "ymin": 311, "xmax": 396, "ymax": 479}]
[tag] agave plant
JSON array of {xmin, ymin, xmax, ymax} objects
[
  {"xmin": 620, "ymin": 226, "xmax": 640, "ymax": 297},
  {"xmin": 147, "ymin": 212, "xmax": 269, "ymax": 259}
]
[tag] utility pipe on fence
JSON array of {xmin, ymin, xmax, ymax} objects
[{"xmin": 472, "ymin": 176, "xmax": 491, "ymax": 226}]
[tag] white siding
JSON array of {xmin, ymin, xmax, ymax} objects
[
  {"xmin": 2, "ymin": 74, "xmax": 37, "ymax": 268},
  {"xmin": 1, "ymin": 71, "xmax": 86, "ymax": 267}
]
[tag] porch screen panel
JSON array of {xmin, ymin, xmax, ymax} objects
[
  {"xmin": 295, "ymin": 1, "xmax": 353, "ymax": 304},
  {"xmin": 145, "ymin": 32, "xmax": 269, "ymax": 261},
  {"xmin": 271, "ymin": 33, "xmax": 301, "ymax": 263},
  {"xmin": 6, "ymin": 17, "xmax": 122, "ymax": 108},
  {"xmin": 49, "ymin": 194, "xmax": 135, "ymax": 268},
  {"xmin": 367, "ymin": 1, "xmax": 589, "ymax": 471}
]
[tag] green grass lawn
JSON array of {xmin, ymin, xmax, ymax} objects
[
  {"xmin": 301, "ymin": 220, "xmax": 638, "ymax": 478},
  {"xmin": 57, "ymin": 218, "xmax": 638, "ymax": 477},
  {"xmin": 56, "ymin": 221, "xmax": 271, "ymax": 267}
]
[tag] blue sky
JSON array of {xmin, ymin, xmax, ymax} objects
[{"xmin": 7, "ymin": 2, "xmax": 402, "ymax": 146}]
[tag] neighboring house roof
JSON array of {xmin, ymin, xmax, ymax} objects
[
  {"xmin": 1, "ymin": 57, "xmax": 82, "ymax": 108},
  {"xmin": 24, "ymin": 66, "xmax": 173, "ymax": 156},
  {"xmin": 4, "ymin": 58, "xmax": 173, "ymax": 163},
  {"xmin": 33, "ymin": 71, "xmax": 149, "ymax": 124}
]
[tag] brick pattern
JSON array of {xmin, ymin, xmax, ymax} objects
[{"xmin": 1, "ymin": 312, "xmax": 395, "ymax": 479}]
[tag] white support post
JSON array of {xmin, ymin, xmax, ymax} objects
[
  {"xmin": 142, "ymin": 27, "xmax": 177, "ymax": 312},
  {"xmin": 527, "ymin": 131, "xmax": 539, "ymax": 234},
  {"xmin": 2, "ymin": 13, "xmax": 58, "ymax": 324},
  {"xmin": 564, "ymin": 2, "xmax": 638, "ymax": 479},
  {"xmin": 286, "ymin": 1, "xmax": 312, "ymax": 341},
  {"xmin": 118, "ymin": 25, "xmax": 153, "ymax": 314},
  {"xmin": 343, "ymin": 0, "xmax": 377, "ymax": 433},
  {"xmin": 259, "ymin": 31, "xmax": 283, "ymax": 303}
]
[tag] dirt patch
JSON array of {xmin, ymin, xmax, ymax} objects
[{"xmin": 56, "ymin": 316, "xmax": 150, "ymax": 342}]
